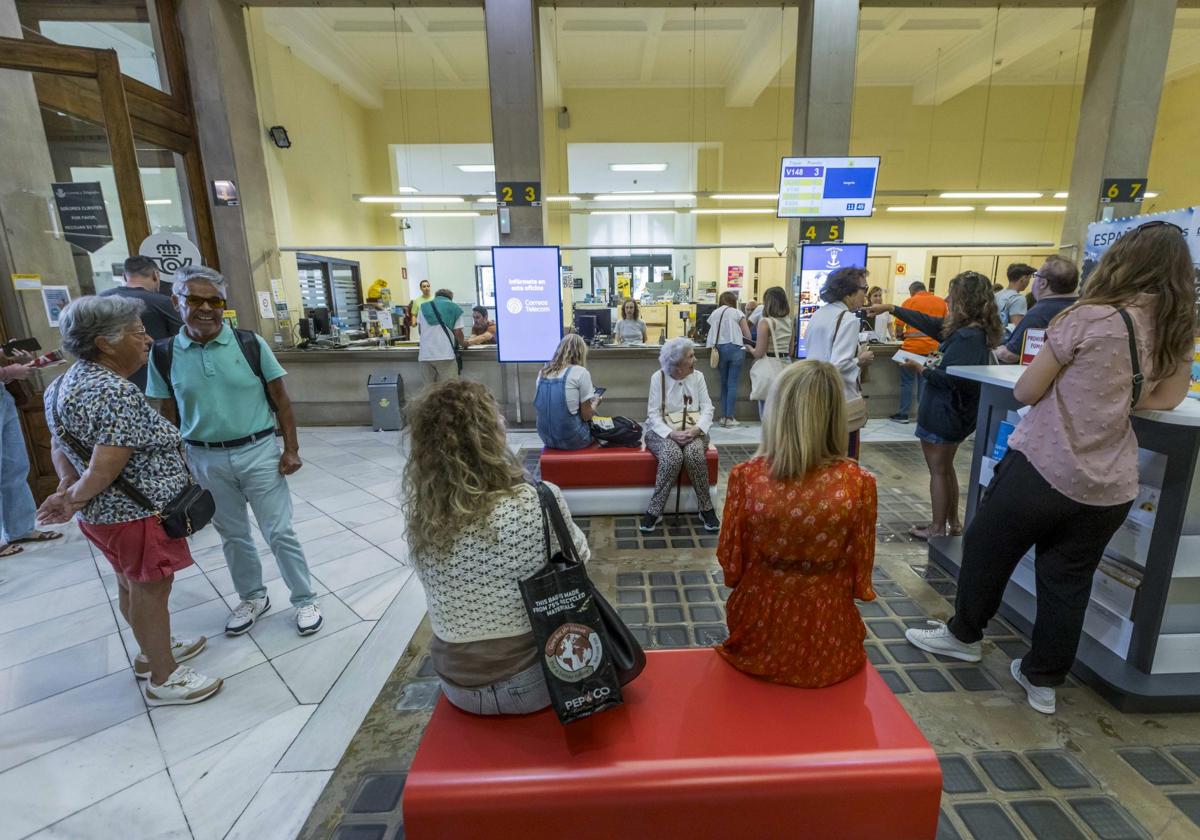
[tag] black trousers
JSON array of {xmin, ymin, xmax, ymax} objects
[{"xmin": 947, "ymin": 449, "xmax": 1132, "ymax": 687}]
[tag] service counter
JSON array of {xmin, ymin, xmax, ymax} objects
[{"xmin": 278, "ymin": 341, "xmax": 905, "ymax": 427}]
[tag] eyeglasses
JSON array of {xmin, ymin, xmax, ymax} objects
[
  {"xmin": 857, "ymin": 286, "xmax": 870, "ymax": 292},
  {"xmin": 126, "ymin": 327, "xmax": 148, "ymax": 337},
  {"xmin": 184, "ymin": 294, "xmax": 226, "ymax": 310}
]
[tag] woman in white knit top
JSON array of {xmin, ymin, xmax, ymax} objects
[{"xmin": 402, "ymin": 379, "xmax": 589, "ymax": 715}]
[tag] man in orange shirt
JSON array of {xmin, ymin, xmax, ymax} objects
[{"xmin": 892, "ymin": 281, "xmax": 947, "ymax": 423}]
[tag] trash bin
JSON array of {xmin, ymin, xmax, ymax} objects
[{"xmin": 367, "ymin": 374, "xmax": 405, "ymax": 431}]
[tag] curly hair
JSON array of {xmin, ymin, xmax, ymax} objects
[
  {"xmin": 820, "ymin": 267, "xmax": 869, "ymax": 303},
  {"xmin": 401, "ymin": 380, "xmax": 525, "ymax": 557},
  {"xmin": 943, "ymin": 271, "xmax": 1004, "ymax": 347}
]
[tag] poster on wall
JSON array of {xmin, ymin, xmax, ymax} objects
[
  {"xmin": 1084, "ymin": 206, "xmax": 1199, "ymax": 280},
  {"xmin": 41, "ymin": 285, "xmax": 71, "ymax": 327},
  {"xmin": 727, "ymin": 265, "xmax": 744, "ymax": 288},
  {"xmin": 51, "ymin": 182, "xmax": 112, "ymax": 253},
  {"xmin": 493, "ymin": 246, "xmax": 563, "ymax": 364}
]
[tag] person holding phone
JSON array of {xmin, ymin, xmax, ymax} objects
[
  {"xmin": 534, "ymin": 334, "xmax": 600, "ymax": 450},
  {"xmin": 1, "ymin": 346, "xmax": 62, "ymax": 557}
]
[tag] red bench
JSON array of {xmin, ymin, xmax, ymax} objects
[
  {"xmin": 539, "ymin": 445, "xmax": 719, "ymax": 515},
  {"xmin": 403, "ymin": 648, "xmax": 942, "ymax": 840}
]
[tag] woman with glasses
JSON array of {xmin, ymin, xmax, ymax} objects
[
  {"xmin": 905, "ymin": 222, "xmax": 1194, "ymax": 715},
  {"xmin": 807, "ymin": 267, "xmax": 874, "ymax": 458},
  {"xmin": 867, "ymin": 271, "xmax": 1003, "ymax": 539}
]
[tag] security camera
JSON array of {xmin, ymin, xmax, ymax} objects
[{"xmin": 399, "ymin": 218, "xmax": 412, "ymax": 230}]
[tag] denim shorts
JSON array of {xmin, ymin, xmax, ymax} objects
[
  {"xmin": 915, "ymin": 424, "xmax": 952, "ymax": 445},
  {"xmin": 438, "ymin": 662, "xmax": 551, "ymax": 716}
]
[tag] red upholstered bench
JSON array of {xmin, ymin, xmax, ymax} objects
[
  {"xmin": 539, "ymin": 445, "xmax": 719, "ymax": 515},
  {"xmin": 404, "ymin": 648, "xmax": 942, "ymax": 840}
]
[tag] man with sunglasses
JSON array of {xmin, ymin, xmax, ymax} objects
[
  {"xmin": 995, "ymin": 257, "xmax": 1080, "ymax": 364},
  {"xmin": 148, "ymin": 266, "xmax": 322, "ymax": 638}
]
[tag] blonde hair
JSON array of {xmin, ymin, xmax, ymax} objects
[
  {"xmin": 541, "ymin": 333, "xmax": 588, "ymax": 378},
  {"xmin": 401, "ymin": 380, "xmax": 525, "ymax": 557},
  {"xmin": 757, "ymin": 360, "xmax": 847, "ymax": 481}
]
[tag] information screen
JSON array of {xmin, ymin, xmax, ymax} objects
[
  {"xmin": 777, "ymin": 156, "xmax": 880, "ymax": 218},
  {"xmin": 798, "ymin": 243, "xmax": 869, "ymax": 307},
  {"xmin": 493, "ymin": 246, "xmax": 563, "ymax": 364}
]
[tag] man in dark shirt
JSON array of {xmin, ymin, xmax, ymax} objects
[
  {"xmin": 100, "ymin": 256, "xmax": 183, "ymax": 390},
  {"xmin": 996, "ymin": 256, "xmax": 1079, "ymax": 364}
]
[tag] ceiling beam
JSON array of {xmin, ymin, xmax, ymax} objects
[
  {"xmin": 539, "ymin": 7, "xmax": 563, "ymax": 109},
  {"xmin": 639, "ymin": 9, "xmax": 668, "ymax": 84},
  {"xmin": 395, "ymin": 8, "xmax": 463, "ymax": 84},
  {"xmin": 856, "ymin": 10, "xmax": 906, "ymax": 66},
  {"xmin": 911, "ymin": 8, "xmax": 1084, "ymax": 105},
  {"xmin": 262, "ymin": 9, "xmax": 383, "ymax": 109},
  {"xmin": 725, "ymin": 7, "xmax": 796, "ymax": 107}
]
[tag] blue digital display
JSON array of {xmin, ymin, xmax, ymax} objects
[{"xmin": 493, "ymin": 246, "xmax": 563, "ymax": 364}]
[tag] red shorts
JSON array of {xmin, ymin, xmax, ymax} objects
[{"xmin": 79, "ymin": 516, "xmax": 194, "ymax": 583}]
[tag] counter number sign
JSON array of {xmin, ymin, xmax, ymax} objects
[
  {"xmin": 496, "ymin": 182, "xmax": 541, "ymax": 207},
  {"xmin": 799, "ymin": 218, "xmax": 844, "ymax": 243},
  {"xmin": 1100, "ymin": 178, "xmax": 1147, "ymax": 204}
]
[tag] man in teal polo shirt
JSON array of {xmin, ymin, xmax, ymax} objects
[{"xmin": 148, "ymin": 266, "xmax": 321, "ymax": 637}]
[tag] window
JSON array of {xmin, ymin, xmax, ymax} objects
[{"xmin": 476, "ymin": 265, "xmax": 495, "ymax": 308}]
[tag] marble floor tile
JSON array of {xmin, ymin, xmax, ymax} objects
[
  {"xmin": 172, "ymin": 704, "xmax": 315, "ymax": 840},
  {"xmin": 308, "ymin": 489, "xmax": 379, "ymax": 515},
  {"xmin": 288, "ymin": 476, "xmax": 358, "ymax": 502},
  {"xmin": 310, "ymin": 547, "xmax": 402, "ymax": 593},
  {"xmin": 30, "ymin": 770, "xmax": 189, "ymax": 840},
  {"xmin": 0, "ymin": 670, "xmax": 145, "ymax": 772},
  {"xmin": 218, "ymin": 574, "xmax": 330, "ymax": 614},
  {"xmin": 247, "ymin": 593, "xmax": 362, "ymax": 660},
  {"xmin": 0, "ymin": 715, "xmax": 163, "ymax": 840},
  {"xmin": 0, "ymin": 577, "xmax": 108, "ymax": 636},
  {"xmin": 272, "ymin": 623, "xmax": 374, "ymax": 703},
  {"xmin": 298, "ymin": 530, "xmax": 373, "ymax": 566},
  {"xmin": 209, "ymin": 553, "xmax": 285, "ymax": 598},
  {"xmin": 225, "ymin": 770, "xmax": 332, "ymax": 840},
  {"xmin": 164, "ymin": 628, "xmax": 267, "ymax": 682},
  {"xmin": 375, "ymin": 536, "xmax": 409, "ymax": 563},
  {"xmin": 186, "ymin": 526, "xmax": 225, "ymax": 552},
  {"xmin": 165, "ymin": 574, "xmax": 222, "ymax": 613},
  {"xmin": 0, "ymin": 604, "xmax": 118, "ymax": 672},
  {"xmin": 189, "ymin": 543, "xmax": 232, "ymax": 573},
  {"xmin": 317, "ymin": 457, "xmax": 376, "ymax": 479},
  {"xmin": 361, "ymin": 480, "xmax": 402, "ymax": 504},
  {"xmin": 150, "ymin": 662, "xmax": 297, "ymax": 767},
  {"xmin": 344, "ymin": 468, "xmax": 401, "ymax": 489},
  {"xmin": 277, "ymin": 575, "xmax": 425, "ymax": 772},
  {"xmin": 289, "ymin": 500, "xmax": 325, "ymax": 524},
  {"xmin": 0, "ymin": 559, "xmax": 97, "ymax": 606},
  {"xmin": 293, "ymin": 515, "xmax": 348, "ymax": 544},
  {"xmin": 0, "ymin": 632, "xmax": 130, "ymax": 715},
  {"xmin": 350, "ymin": 517, "xmax": 405, "ymax": 547},
  {"xmin": 335, "ymin": 568, "xmax": 414, "ymax": 621},
  {"xmin": 329, "ymin": 500, "xmax": 399, "ymax": 530}
]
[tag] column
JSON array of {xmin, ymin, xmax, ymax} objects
[
  {"xmin": 484, "ymin": 0, "xmax": 544, "ymax": 246},
  {"xmin": 1060, "ymin": 0, "xmax": 1176, "ymax": 258},
  {"xmin": 177, "ymin": 0, "xmax": 284, "ymax": 333},
  {"xmin": 784, "ymin": 0, "xmax": 860, "ymax": 290}
]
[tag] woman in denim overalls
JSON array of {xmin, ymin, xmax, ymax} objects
[{"xmin": 535, "ymin": 334, "xmax": 599, "ymax": 450}]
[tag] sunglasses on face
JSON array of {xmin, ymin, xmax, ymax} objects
[{"xmin": 184, "ymin": 294, "xmax": 226, "ymax": 310}]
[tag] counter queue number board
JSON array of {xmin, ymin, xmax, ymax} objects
[{"xmin": 776, "ymin": 156, "xmax": 880, "ymax": 219}]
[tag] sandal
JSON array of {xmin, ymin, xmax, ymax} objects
[
  {"xmin": 0, "ymin": 543, "xmax": 24, "ymax": 558},
  {"xmin": 12, "ymin": 530, "xmax": 63, "ymax": 545},
  {"xmin": 908, "ymin": 524, "xmax": 947, "ymax": 541}
]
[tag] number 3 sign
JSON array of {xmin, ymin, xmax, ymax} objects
[{"xmin": 496, "ymin": 182, "xmax": 541, "ymax": 207}]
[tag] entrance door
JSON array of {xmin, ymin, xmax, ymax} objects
[{"xmin": 753, "ymin": 256, "xmax": 786, "ymax": 298}]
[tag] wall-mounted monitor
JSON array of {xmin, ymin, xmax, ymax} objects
[
  {"xmin": 798, "ymin": 243, "xmax": 869, "ymax": 307},
  {"xmin": 493, "ymin": 246, "xmax": 563, "ymax": 363},
  {"xmin": 777, "ymin": 156, "xmax": 880, "ymax": 219}
]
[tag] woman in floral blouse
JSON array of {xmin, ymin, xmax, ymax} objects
[{"xmin": 716, "ymin": 360, "xmax": 878, "ymax": 688}]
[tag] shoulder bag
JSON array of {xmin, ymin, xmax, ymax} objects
[
  {"xmin": 1115, "ymin": 307, "xmax": 1144, "ymax": 408},
  {"xmin": 834, "ymin": 310, "xmax": 869, "ymax": 433},
  {"xmin": 749, "ymin": 317, "xmax": 790, "ymax": 401},
  {"xmin": 709, "ymin": 307, "xmax": 728, "ymax": 368},
  {"xmin": 660, "ymin": 370, "xmax": 697, "ymax": 433},
  {"xmin": 49, "ymin": 378, "xmax": 215, "ymax": 539},
  {"xmin": 427, "ymin": 300, "xmax": 464, "ymax": 374}
]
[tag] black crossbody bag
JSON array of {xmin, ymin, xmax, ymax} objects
[
  {"xmin": 49, "ymin": 379, "xmax": 215, "ymax": 539},
  {"xmin": 428, "ymin": 300, "xmax": 464, "ymax": 374},
  {"xmin": 1115, "ymin": 307, "xmax": 1144, "ymax": 407}
]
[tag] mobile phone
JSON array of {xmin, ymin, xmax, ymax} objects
[
  {"xmin": 592, "ymin": 387, "xmax": 607, "ymax": 398},
  {"xmin": 3, "ymin": 337, "xmax": 41, "ymax": 355}
]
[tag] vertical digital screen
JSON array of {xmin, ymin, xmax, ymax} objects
[
  {"xmin": 798, "ymin": 243, "xmax": 868, "ymax": 307},
  {"xmin": 493, "ymin": 246, "xmax": 563, "ymax": 363}
]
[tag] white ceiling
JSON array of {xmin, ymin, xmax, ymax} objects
[{"xmin": 260, "ymin": 6, "xmax": 1200, "ymax": 110}]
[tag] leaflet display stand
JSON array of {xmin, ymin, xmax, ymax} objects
[{"xmin": 928, "ymin": 365, "xmax": 1200, "ymax": 713}]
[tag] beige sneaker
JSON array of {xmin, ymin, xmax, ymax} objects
[
  {"xmin": 145, "ymin": 665, "xmax": 223, "ymax": 706},
  {"xmin": 133, "ymin": 636, "xmax": 207, "ymax": 680}
]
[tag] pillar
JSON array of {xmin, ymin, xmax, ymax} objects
[
  {"xmin": 784, "ymin": 0, "xmax": 860, "ymax": 290},
  {"xmin": 484, "ymin": 0, "xmax": 544, "ymax": 246},
  {"xmin": 1059, "ymin": 0, "xmax": 1176, "ymax": 258},
  {"xmin": 177, "ymin": 0, "xmax": 285, "ymax": 334}
]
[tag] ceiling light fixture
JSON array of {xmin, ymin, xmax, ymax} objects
[
  {"xmin": 609, "ymin": 163, "xmax": 669, "ymax": 172},
  {"xmin": 390, "ymin": 211, "xmax": 481, "ymax": 218},
  {"xmin": 941, "ymin": 191, "xmax": 1043, "ymax": 199},
  {"xmin": 710, "ymin": 193, "xmax": 779, "ymax": 200},
  {"xmin": 143, "ymin": 199, "xmax": 173, "ymax": 205},
  {"xmin": 886, "ymin": 205, "xmax": 975, "ymax": 213},
  {"xmin": 590, "ymin": 210, "xmax": 678, "ymax": 216},
  {"xmin": 1145, "ymin": 192, "xmax": 1159, "ymax": 198},
  {"xmin": 456, "ymin": 164, "xmax": 495, "ymax": 173},
  {"xmin": 984, "ymin": 205, "xmax": 1066, "ymax": 213},
  {"xmin": 690, "ymin": 208, "xmax": 776, "ymax": 215},
  {"xmin": 379, "ymin": 196, "xmax": 466, "ymax": 204},
  {"xmin": 594, "ymin": 193, "xmax": 695, "ymax": 202},
  {"xmin": 1053, "ymin": 192, "xmax": 1069, "ymax": 199},
  {"xmin": 545, "ymin": 195, "xmax": 581, "ymax": 202},
  {"xmin": 356, "ymin": 192, "xmax": 428, "ymax": 203}
]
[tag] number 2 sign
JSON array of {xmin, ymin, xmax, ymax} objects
[{"xmin": 496, "ymin": 182, "xmax": 541, "ymax": 207}]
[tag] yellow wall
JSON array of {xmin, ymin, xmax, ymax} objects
[{"xmin": 1148, "ymin": 71, "xmax": 1200, "ymax": 215}]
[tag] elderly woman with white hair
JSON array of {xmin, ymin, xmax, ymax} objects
[
  {"xmin": 641, "ymin": 337, "xmax": 719, "ymax": 533},
  {"xmin": 36, "ymin": 295, "xmax": 222, "ymax": 707}
]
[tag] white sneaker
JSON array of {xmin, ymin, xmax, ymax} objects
[
  {"xmin": 904, "ymin": 620, "xmax": 982, "ymax": 662},
  {"xmin": 133, "ymin": 636, "xmax": 207, "ymax": 680},
  {"xmin": 226, "ymin": 596, "xmax": 270, "ymax": 636},
  {"xmin": 145, "ymin": 665, "xmax": 222, "ymax": 706},
  {"xmin": 296, "ymin": 603, "xmax": 323, "ymax": 636},
  {"xmin": 725, "ymin": 418, "xmax": 742, "ymax": 429},
  {"xmin": 1011, "ymin": 659, "xmax": 1056, "ymax": 714}
]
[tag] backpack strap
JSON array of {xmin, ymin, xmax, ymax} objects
[
  {"xmin": 150, "ymin": 338, "xmax": 175, "ymax": 404},
  {"xmin": 233, "ymin": 328, "xmax": 278, "ymax": 413}
]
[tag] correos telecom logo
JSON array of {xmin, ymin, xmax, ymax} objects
[{"xmin": 506, "ymin": 297, "xmax": 523, "ymax": 314}]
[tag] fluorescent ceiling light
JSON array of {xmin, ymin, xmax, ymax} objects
[
  {"xmin": 594, "ymin": 193, "xmax": 695, "ymax": 202},
  {"xmin": 984, "ymin": 205, "xmax": 1066, "ymax": 213},
  {"xmin": 144, "ymin": 199, "xmax": 172, "ymax": 205},
  {"xmin": 1053, "ymin": 192, "xmax": 1069, "ymax": 199},
  {"xmin": 475, "ymin": 197, "xmax": 497, "ymax": 204},
  {"xmin": 711, "ymin": 193, "xmax": 779, "ymax": 201},
  {"xmin": 388, "ymin": 196, "xmax": 466, "ymax": 204},
  {"xmin": 358, "ymin": 193, "xmax": 450, "ymax": 203},
  {"xmin": 545, "ymin": 195, "xmax": 580, "ymax": 202},
  {"xmin": 941, "ymin": 191, "xmax": 1042, "ymax": 199},
  {"xmin": 609, "ymin": 163, "xmax": 668, "ymax": 172},
  {"xmin": 456, "ymin": 164, "xmax": 495, "ymax": 173},
  {"xmin": 1145, "ymin": 192, "xmax": 1159, "ymax": 198},
  {"xmin": 591, "ymin": 210, "xmax": 677, "ymax": 216},
  {"xmin": 391, "ymin": 211, "xmax": 481, "ymax": 218},
  {"xmin": 690, "ymin": 208, "xmax": 776, "ymax": 215},
  {"xmin": 887, "ymin": 205, "xmax": 975, "ymax": 213}
]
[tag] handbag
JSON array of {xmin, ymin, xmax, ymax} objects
[
  {"xmin": 1115, "ymin": 307, "xmax": 1144, "ymax": 407},
  {"xmin": 708, "ymin": 307, "xmax": 728, "ymax": 368},
  {"xmin": 834, "ymin": 310, "xmax": 869, "ymax": 433},
  {"xmin": 660, "ymin": 370, "xmax": 698, "ymax": 433},
  {"xmin": 749, "ymin": 317, "xmax": 790, "ymax": 401},
  {"xmin": 428, "ymin": 299, "xmax": 464, "ymax": 374},
  {"xmin": 49, "ymin": 378, "xmax": 215, "ymax": 539}
]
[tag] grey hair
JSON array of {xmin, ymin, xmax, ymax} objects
[
  {"xmin": 172, "ymin": 264, "xmax": 228, "ymax": 297},
  {"xmin": 58, "ymin": 295, "xmax": 144, "ymax": 361},
  {"xmin": 659, "ymin": 337, "xmax": 694, "ymax": 375}
]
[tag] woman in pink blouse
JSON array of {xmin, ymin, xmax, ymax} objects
[{"xmin": 907, "ymin": 222, "xmax": 1194, "ymax": 715}]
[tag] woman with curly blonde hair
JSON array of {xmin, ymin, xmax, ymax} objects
[
  {"xmin": 401, "ymin": 379, "xmax": 590, "ymax": 715},
  {"xmin": 867, "ymin": 271, "xmax": 1003, "ymax": 539}
]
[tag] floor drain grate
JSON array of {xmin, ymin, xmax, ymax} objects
[
  {"xmin": 976, "ymin": 751, "xmax": 1041, "ymax": 792},
  {"xmin": 1010, "ymin": 799, "xmax": 1087, "ymax": 840},
  {"xmin": 1067, "ymin": 796, "xmax": 1151, "ymax": 840},
  {"xmin": 953, "ymin": 802, "xmax": 1024, "ymax": 840},
  {"xmin": 1024, "ymin": 750, "xmax": 1097, "ymax": 790},
  {"xmin": 939, "ymin": 754, "xmax": 986, "ymax": 794},
  {"xmin": 1116, "ymin": 747, "xmax": 1191, "ymax": 785}
]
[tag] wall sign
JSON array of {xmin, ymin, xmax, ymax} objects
[
  {"xmin": 213, "ymin": 179, "xmax": 240, "ymax": 207},
  {"xmin": 51, "ymin": 182, "xmax": 112, "ymax": 253},
  {"xmin": 1100, "ymin": 178, "xmax": 1147, "ymax": 204},
  {"xmin": 1084, "ymin": 207, "xmax": 1198, "ymax": 282},
  {"xmin": 493, "ymin": 246, "xmax": 562, "ymax": 363},
  {"xmin": 41, "ymin": 285, "xmax": 72, "ymax": 327},
  {"xmin": 1020, "ymin": 328, "xmax": 1047, "ymax": 366},
  {"xmin": 11, "ymin": 273, "xmax": 42, "ymax": 290},
  {"xmin": 727, "ymin": 265, "xmax": 744, "ymax": 288},
  {"xmin": 496, "ymin": 182, "xmax": 541, "ymax": 207},
  {"xmin": 138, "ymin": 233, "xmax": 203, "ymax": 276},
  {"xmin": 798, "ymin": 218, "xmax": 844, "ymax": 243}
]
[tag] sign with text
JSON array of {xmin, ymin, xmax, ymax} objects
[
  {"xmin": 1020, "ymin": 328, "xmax": 1047, "ymax": 366},
  {"xmin": 777, "ymin": 157, "xmax": 879, "ymax": 219},
  {"xmin": 798, "ymin": 218, "xmax": 845, "ymax": 243},
  {"xmin": 493, "ymin": 246, "xmax": 563, "ymax": 363},
  {"xmin": 496, "ymin": 182, "xmax": 541, "ymax": 207},
  {"xmin": 52, "ymin": 182, "xmax": 112, "ymax": 253},
  {"xmin": 1100, "ymin": 178, "xmax": 1147, "ymax": 204},
  {"xmin": 1084, "ymin": 206, "xmax": 1198, "ymax": 283}
]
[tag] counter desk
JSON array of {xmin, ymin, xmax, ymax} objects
[
  {"xmin": 277, "ymin": 341, "xmax": 905, "ymax": 428},
  {"xmin": 930, "ymin": 365, "xmax": 1200, "ymax": 712}
]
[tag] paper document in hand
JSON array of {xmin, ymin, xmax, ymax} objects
[{"xmin": 891, "ymin": 349, "xmax": 930, "ymax": 367}]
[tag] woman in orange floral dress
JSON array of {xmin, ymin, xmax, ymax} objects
[{"xmin": 716, "ymin": 360, "xmax": 878, "ymax": 688}]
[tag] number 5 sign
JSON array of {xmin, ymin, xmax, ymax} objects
[{"xmin": 496, "ymin": 182, "xmax": 541, "ymax": 207}]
